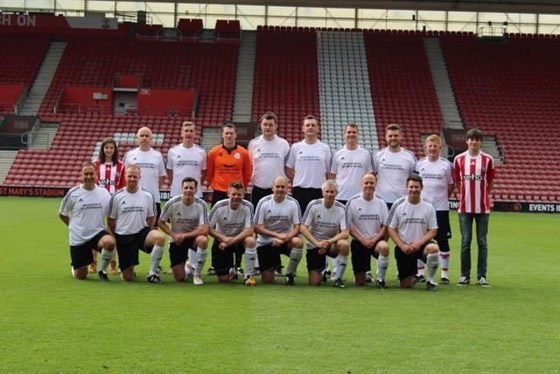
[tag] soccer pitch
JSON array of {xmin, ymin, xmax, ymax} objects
[{"xmin": 1, "ymin": 197, "xmax": 559, "ymax": 373}]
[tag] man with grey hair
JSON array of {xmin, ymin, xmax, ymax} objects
[
  {"xmin": 300, "ymin": 179, "xmax": 349, "ymax": 288},
  {"xmin": 254, "ymin": 176, "xmax": 304, "ymax": 285}
]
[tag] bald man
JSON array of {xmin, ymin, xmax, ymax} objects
[{"xmin": 124, "ymin": 126, "xmax": 167, "ymax": 218}]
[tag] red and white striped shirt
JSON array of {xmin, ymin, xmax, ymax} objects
[
  {"xmin": 93, "ymin": 159, "xmax": 126, "ymax": 195},
  {"xmin": 453, "ymin": 151, "xmax": 495, "ymax": 214}
]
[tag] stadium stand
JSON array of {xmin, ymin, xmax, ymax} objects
[
  {"xmin": 1, "ymin": 16, "xmax": 559, "ymax": 203},
  {"xmin": 252, "ymin": 26, "xmax": 320, "ymax": 144},
  {"xmin": 441, "ymin": 35, "xmax": 560, "ymax": 201},
  {"xmin": 364, "ymin": 30, "xmax": 444, "ymax": 156},
  {"xmin": 0, "ymin": 35, "xmax": 49, "ymax": 87},
  {"xmin": 2, "ymin": 21, "xmax": 237, "ymax": 188}
]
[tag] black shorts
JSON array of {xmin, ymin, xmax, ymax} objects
[
  {"xmin": 306, "ymin": 247, "xmax": 336, "ymax": 272},
  {"xmin": 169, "ymin": 238, "xmax": 196, "ymax": 267},
  {"xmin": 212, "ymin": 190, "xmax": 228, "ymax": 205},
  {"xmin": 436, "ymin": 210, "xmax": 452, "ymax": 242},
  {"xmin": 70, "ymin": 230, "xmax": 109, "ymax": 270},
  {"xmin": 251, "ymin": 186, "xmax": 272, "ymax": 207},
  {"xmin": 115, "ymin": 227, "xmax": 153, "ymax": 271},
  {"xmin": 394, "ymin": 242, "xmax": 433, "ymax": 280},
  {"xmin": 351, "ymin": 239, "xmax": 382, "ymax": 274},
  {"xmin": 257, "ymin": 243, "xmax": 290, "ymax": 272},
  {"xmin": 292, "ymin": 187, "xmax": 322, "ymax": 214},
  {"xmin": 212, "ymin": 240, "xmax": 245, "ymax": 276}
]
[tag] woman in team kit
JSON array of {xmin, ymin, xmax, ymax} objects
[{"xmin": 90, "ymin": 137, "xmax": 126, "ymax": 274}]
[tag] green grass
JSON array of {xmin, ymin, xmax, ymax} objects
[{"xmin": 1, "ymin": 197, "xmax": 559, "ymax": 373}]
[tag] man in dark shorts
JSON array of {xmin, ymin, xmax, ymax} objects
[
  {"xmin": 59, "ymin": 162, "xmax": 116, "ymax": 281},
  {"xmin": 107, "ymin": 164, "xmax": 166, "ymax": 283},
  {"xmin": 158, "ymin": 177, "xmax": 209, "ymax": 285},
  {"xmin": 254, "ymin": 176, "xmax": 303, "ymax": 285},
  {"xmin": 346, "ymin": 173, "xmax": 390, "ymax": 288},
  {"xmin": 300, "ymin": 179, "xmax": 349, "ymax": 288},
  {"xmin": 387, "ymin": 175, "xmax": 440, "ymax": 291},
  {"xmin": 208, "ymin": 181, "xmax": 256, "ymax": 285}
]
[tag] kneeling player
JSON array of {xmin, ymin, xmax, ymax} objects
[
  {"xmin": 387, "ymin": 175, "xmax": 440, "ymax": 290},
  {"xmin": 108, "ymin": 164, "xmax": 166, "ymax": 283},
  {"xmin": 59, "ymin": 162, "xmax": 116, "ymax": 281},
  {"xmin": 347, "ymin": 174, "xmax": 390, "ymax": 288},
  {"xmin": 209, "ymin": 181, "xmax": 256, "ymax": 285},
  {"xmin": 254, "ymin": 176, "xmax": 304, "ymax": 285},
  {"xmin": 158, "ymin": 177, "xmax": 209, "ymax": 285},
  {"xmin": 300, "ymin": 180, "xmax": 349, "ymax": 288}
]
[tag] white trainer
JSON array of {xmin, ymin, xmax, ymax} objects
[{"xmin": 193, "ymin": 275, "xmax": 204, "ymax": 286}]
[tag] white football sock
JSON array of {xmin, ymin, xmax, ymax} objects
[
  {"xmin": 417, "ymin": 259, "xmax": 425, "ymax": 276},
  {"xmin": 194, "ymin": 247, "xmax": 208, "ymax": 275},
  {"xmin": 440, "ymin": 252, "xmax": 450, "ymax": 278},
  {"xmin": 148, "ymin": 245, "xmax": 164, "ymax": 276},
  {"xmin": 286, "ymin": 248, "xmax": 302, "ymax": 275},
  {"xmin": 98, "ymin": 248, "xmax": 113, "ymax": 273},
  {"xmin": 333, "ymin": 255, "xmax": 348, "ymax": 281},
  {"xmin": 376, "ymin": 255, "xmax": 389, "ymax": 281},
  {"xmin": 244, "ymin": 247, "xmax": 257, "ymax": 277},
  {"xmin": 426, "ymin": 253, "xmax": 440, "ymax": 283}
]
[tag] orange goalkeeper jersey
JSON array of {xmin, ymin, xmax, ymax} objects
[{"xmin": 207, "ymin": 144, "xmax": 252, "ymax": 193}]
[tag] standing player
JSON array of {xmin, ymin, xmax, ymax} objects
[
  {"xmin": 285, "ymin": 115, "xmax": 332, "ymax": 213},
  {"xmin": 346, "ymin": 174, "xmax": 390, "ymax": 288},
  {"xmin": 123, "ymin": 127, "xmax": 167, "ymax": 218},
  {"xmin": 415, "ymin": 134, "xmax": 454, "ymax": 284},
  {"xmin": 327, "ymin": 123, "xmax": 373, "ymax": 282},
  {"xmin": 91, "ymin": 137, "xmax": 125, "ymax": 274},
  {"xmin": 107, "ymin": 165, "xmax": 166, "ymax": 283},
  {"xmin": 248, "ymin": 111, "xmax": 290, "ymax": 207},
  {"xmin": 328, "ymin": 123, "xmax": 373, "ymax": 205},
  {"xmin": 206, "ymin": 122, "xmax": 252, "ymax": 275},
  {"xmin": 166, "ymin": 121, "xmax": 207, "ymax": 198},
  {"xmin": 207, "ymin": 122, "xmax": 252, "ymax": 203},
  {"xmin": 254, "ymin": 176, "xmax": 304, "ymax": 285},
  {"xmin": 453, "ymin": 128, "xmax": 495, "ymax": 287},
  {"xmin": 158, "ymin": 177, "xmax": 209, "ymax": 285},
  {"xmin": 59, "ymin": 162, "xmax": 116, "ymax": 281},
  {"xmin": 208, "ymin": 181, "xmax": 257, "ymax": 285},
  {"xmin": 373, "ymin": 124, "xmax": 417, "ymax": 209},
  {"xmin": 387, "ymin": 175, "xmax": 440, "ymax": 291},
  {"xmin": 300, "ymin": 180, "xmax": 349, "ymax": 288}
]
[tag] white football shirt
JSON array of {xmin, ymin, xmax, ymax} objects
[
  {"xmin": 60, "ymin": 185, "xmax": 111, "ymax": 246},
  {"xmin": 159, "ymin": 196, "xmax": 208, "ymax": 242},
  {"xmin": 286, "ymin": 140, "xmax": 332, "ymax": 188},
  {"xmin": 254, "ymin": 195, "xmax": 301, "ymax": 247},
  {"xmin": 387, "ymin": 197, "xmax": 438, "ymax": 244},
  {"xmin": 108, "ymin": 188, "xmax": 155, "ymax": 235},
  {"xmin": 346, "ymin": 193, "xmax": 389, "ymax": 238},
  {"xmin": 373, "ymin": 148, "xmax": 417, "ymax": 204},
  {"xmin": 330, "ymin": 146, "xmax": 373, "ymax": 201},
  {"xmin": 209, "ymin": 199, "xmax": 254, "ymax": 236},
  {"xmin": 166, "ymin": 143, "xmax": 207, "ymax": 198},
  {"xmin": 248, "ymin": 135, "xmax": 290, "ymax": 189},
  {"xmin": 416, "ymin": 157, "xmax": 453, "ymax": 211},
  {"xmin": 302, "ymin": 199, "xmax": 347, "ymax": 249},
  {"xmin": 124, "ymin": 147, "xmax": 166, "ymax": 203}
]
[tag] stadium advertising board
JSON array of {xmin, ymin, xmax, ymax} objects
[{"xmin": 1, "ymin": 186, "xmax": 558, "ymax": 213}]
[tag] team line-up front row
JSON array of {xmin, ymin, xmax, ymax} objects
[{"xmin": 59, "ymin": 120, "xmax": 495, "ymax": 291}]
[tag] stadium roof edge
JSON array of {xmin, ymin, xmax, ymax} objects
[{"xmin": 85, "ymin": 0, "xmax": 560, "ymax": 15}]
